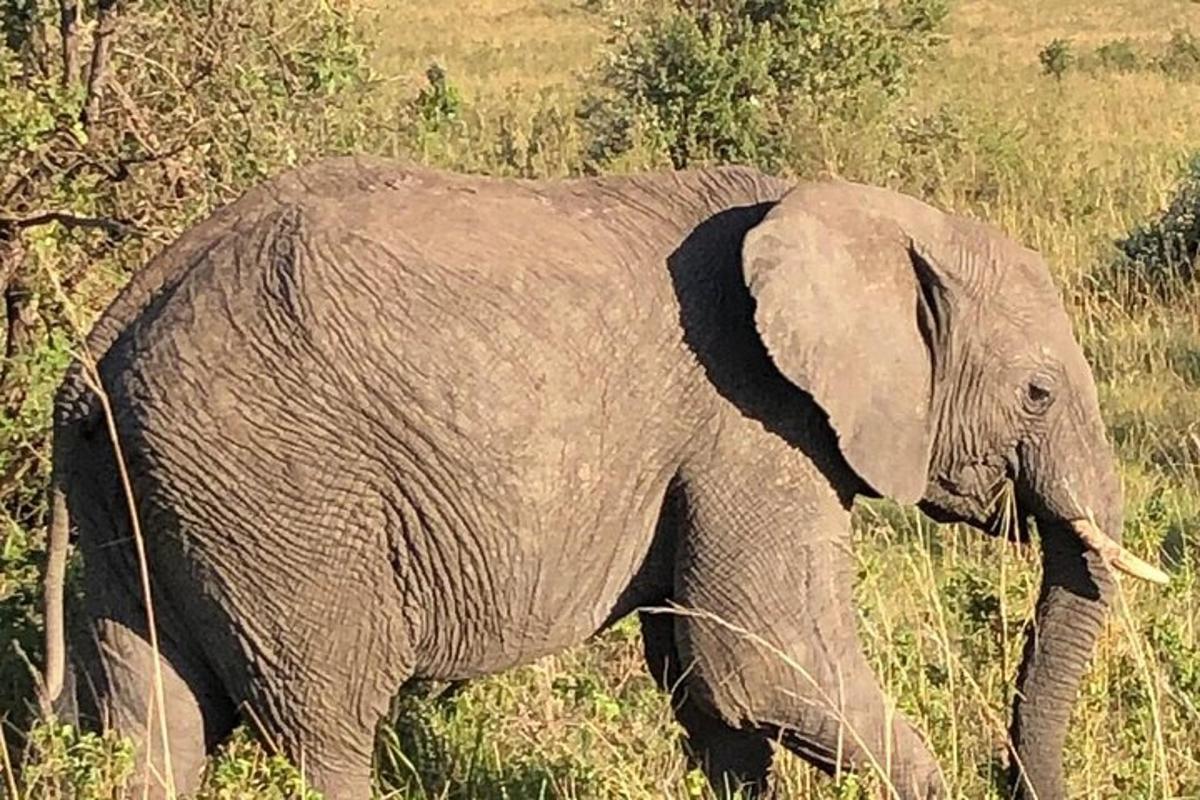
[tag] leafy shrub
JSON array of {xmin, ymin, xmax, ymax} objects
[
  {"xmin": 14, "ymin": 721, "xmax": 135, "ymax": 800},
  {"xmin": 493, "ymin": 92, "xmax": 586, "ymax": 178},
  {"xmin": 1159, "ymin": 29, "xmax": 1200, "ymax": 79},
  {"xmin": 395, "ymin": 67, "xmax": 588, "ymax": 178},
  {"xmin": 1105, "ymin": 154, "xmax": 1200, "ymax": 298},
  {"xmin": 1038, "ymin": 37, "xmax": 1074, "ymax": 80},
  {"xmin": 579, "ymin": 6, "xmax": 779, "ymax": 170},
  {"xmin": 1094, "ymin": 38, "xmax": 1141, "ymax": 72},
  {"xmin": 197, "ymin": 728, "xmax": 321, "ymax": 800},
  {"xmin": 580, "ymin": 0, "xmax": 949, "ymax": 170},
  {"xmin": 414, "ymin": 63, "xmax": 464, "ymax": 130},
  {"xmin": 0, "ymin": 0, "xmax": 381, "ymax": 734},
  {"xmin": 1045, "ymin": 31, "xmax": 1200, "ymax": 81},
  {"xmin": 886, "ymin": 105, "xmax": 967, "ymax": 195}
]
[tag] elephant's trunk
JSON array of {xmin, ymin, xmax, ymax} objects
[
  {"xmin": 1006, "ymin": 370, "xmax": 1168, "ymax": 797},
  {"xmin": 1008, "ymin": 522, "xmax": 1114, "ymax": 799}
]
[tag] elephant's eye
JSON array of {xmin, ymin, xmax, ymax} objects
[{"xmin": 1023, "ymin": 376, "xmax": 1055, "ymax": 414}]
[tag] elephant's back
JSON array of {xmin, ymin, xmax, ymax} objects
[
  {"xmin": 94, "ymin": 156, "xmax": 685, "ymax": 419},
  {"xmin": 88, "ymin": 155, "xmax": 772, "ymax": 394}
]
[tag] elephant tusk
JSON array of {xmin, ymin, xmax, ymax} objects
[{"xmin": 1070, "ymin": 519, "xmax": 1170, "ymax": 585}]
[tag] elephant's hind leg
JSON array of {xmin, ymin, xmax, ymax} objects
[
  {"xmin": 227, "ymin": 608, "xmax": 413, "ymax": 800},
  {"xmin": 86, "ymin": 612, "xmax": 237, "ymax": 798},
  {"xmin": 640, "ymin": 610, "xmax": 775, "ymax": 799},
  {"xmin": 238, "ymin": 669, "xmax": 398, "ymax": 800}
]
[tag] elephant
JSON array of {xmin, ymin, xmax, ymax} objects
[{"xmin": 40, "ymin": 156, "xmax": 1167, "ymax": 800}]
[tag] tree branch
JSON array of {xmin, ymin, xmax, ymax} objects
[
  {"xmin": 81, "ymin": 0, "xmax": 122, "ymax": 135},
  {"xmin": 59, "ymin": 0, "xmax": 80, "ymax": 88},
  {"xmin": 110, "ymin": 78, "xmax": 162, "ymax": 157},
  {"xmin": 25, "ymin": 1, "xmax": 53, "ymax": 81},
  {"xmin": 2, "ymin": 281, "xmax": 38, "ymax": 399},
  {"xmin": 0, "ymin": 232, "xmax": 35, "ymax": 418},
  {"xmin": 0, "ymin": 211, "xmax": 143, "ymax": 239}
]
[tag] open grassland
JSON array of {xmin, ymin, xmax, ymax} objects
[
  {"xmin": 363, "ymin": 0, "xmax": 602, "ymax": 98},
  {"xmin": 5, "ymin": 1, "xmax": 1200, "ymax": 798}
]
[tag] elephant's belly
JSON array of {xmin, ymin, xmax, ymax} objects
[{"xmin": 408, "ymin": 481, "xmax": 675, "ymax": 681}]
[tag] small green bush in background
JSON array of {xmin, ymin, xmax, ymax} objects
[
  {"xmin": 413, "ymin": 64, "xmax": 465, "ymax": 130},
  {"xmin": 1094, "ymin": 37, "xmax": 1141, "ymax": 72},
  {"xmin": 1104, "ymin": 155, "xmax": 1200, "ymax": 299},
  {"xmin": 1038, "ymin": 37, "xmax": 1074, "ymax": 80},
  {"xmin": 1159, "ymin": 29, "xmax": 1200, "ymax": 79},
  {"xmin": 579, "ymin": 5, "xmax": 781, "ymax": 170},
  {"xmin": 1039, "ymin": 29, "xmax": 1200, "ymax": 81},
  {"xmin": 580, "ymin": 0, "xmax": 949, "ymax": 171}
]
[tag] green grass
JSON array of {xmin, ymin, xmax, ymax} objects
[{"xmin": 4, "ymin": 0, "xmax": 1200, "ymax": 797}]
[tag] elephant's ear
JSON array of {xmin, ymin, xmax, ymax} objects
[{"xmin": 741, "ymin": 185, "xmax": 954, "ymax": 504}]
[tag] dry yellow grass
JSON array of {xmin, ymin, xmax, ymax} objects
[{"xmin": 361, "ymin": 0, "xmax": 602, "ymax": 99}]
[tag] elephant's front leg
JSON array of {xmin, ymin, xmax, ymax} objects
[
  {"xmin": 672, "ymin": 452, "xmax": 945, "ymax": 799},
  {"xmin": 641, "ymin": 609, "xmax": 776, "ymax": 798}
]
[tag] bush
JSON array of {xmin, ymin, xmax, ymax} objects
[
  {"xmin": 1159, "ymin": 29, "xmax": 1200, "ymax": 80},
  {"xmin": 580, "ymin": 0, "xmax": 949, "ymax": 171},
  {"xmin": 394, "ymin": 67, "xmax": 588, "ymax": 178},
  {"xmin": 579, "ymin": 6, "xmax": 779, "ymax": 170},
  {"xmin": 14, "ymin": 721, "xmax": 135, "ymax": 799},
  {"xmin": 1095, "ymin": 38, "xmax": 1141, "ymax": 72},
  {"xmin": 1105, "ymin": 154, "xmax": 1200, "ymax": 298},
  {"xmin": 1038, "ymin": 37, "xmax": 1074, "ymax": 80},
  {"xmin": 413, "ymin": 63, "xmax": 464, "ymax": 130},
  {"xmin": 1042, "ymin": 31, "xmax": 1200, "ymax": 81},
  {"xmin": 0, "ymin": 0, "xmax": 382, "ymax": 733}
]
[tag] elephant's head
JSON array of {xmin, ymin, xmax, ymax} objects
[{"xmin": 740, "ymin": 181, "xmax": 1166, "ymax": 799}]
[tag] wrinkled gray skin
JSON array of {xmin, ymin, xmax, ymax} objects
[{"xmin": 45, "ymin": 157, "xmax": 1126, "ymax": 799}]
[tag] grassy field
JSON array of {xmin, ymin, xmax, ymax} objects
[{"xmin": 5, "ymin": 0, "xmax": 1200, "ymax": 798}]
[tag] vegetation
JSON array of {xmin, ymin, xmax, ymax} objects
[
  {"xmin": 2, "ymin": 0, "xmax": 1200, "ymax": 798},
  {"xmin": 1038, "ymin": 28, "xmax": 1200, "ymax": 82},
  {"xmin": 1107, "ymin": 154, "xmax": 1200, "ymax": 299},
  {"xmin": 1037, "ymin": 37, "xmax": 1073, "ymax": 80},
  {"xmin": 0, "ymin": 0, "xmax": 379, "ymax": 738},
  {"xmin": 578, "ymin": 0, "xmax": 948, "ymax": 170}
]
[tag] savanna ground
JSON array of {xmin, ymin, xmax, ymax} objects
[{"xmin": 2, "ymin": 0, "xmax": 1200, "ymax": 797}]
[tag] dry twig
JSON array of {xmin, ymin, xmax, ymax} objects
[
  {"xmin": 82, "ymin": 0, "xmax": 122, "ymax": 135},
  {"xmin": 59, "ymin": 0, "xmax": 81, "ymax": 87}
]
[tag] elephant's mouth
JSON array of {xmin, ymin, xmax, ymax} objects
[
  {"xmin": 980, "ymin": 495, "xmax": 1030, "ymax": 545},
  {"xmin": 1004, "ymin": 452, "xmax": 1166, "ymax": 584},
  {"xmin": 1066, "ymin": 518, "xmax": 1168, "ymax": 584},
  {"xmin": 977, "ymin": 503, "xmax": 1165, "ymax": 584}
]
